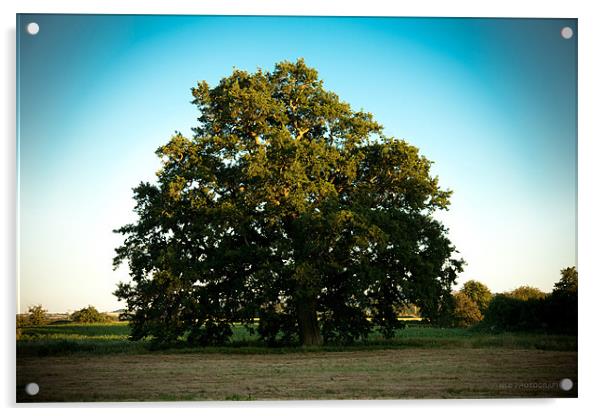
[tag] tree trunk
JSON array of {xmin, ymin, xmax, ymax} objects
[{"xmin": 297, "ymin": 299, "xmax": 322, "ymax": 346}]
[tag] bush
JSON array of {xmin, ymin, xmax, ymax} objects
[
  {"xmin": 16, "ymin": 314, "xmax": 28, "ymax": 328},
  {"xmin": 460, "ymin": 280, "xmax": 492, "ymax": 314},
  {"xmin": 482, "ymin": 268, "xmax": 577, "ymax": 334},
  {"xmin": 452, "ymin": 292, "xmax": 482, "ymax": 327},
  {"xmin": 482, "ymin": 294, "xmax": 543, "ymax": 331},
  {"xmin": 27, "ymin": 305, "xmax": 48, "ymax": 326},
  {"xmin": 70, "ymin": 306, "xmax": 111, "ymax": 323}
]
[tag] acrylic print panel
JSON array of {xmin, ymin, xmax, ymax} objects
[{"xmin": 16, "ymin": 14, "xmax": 577, "ymax": 402}]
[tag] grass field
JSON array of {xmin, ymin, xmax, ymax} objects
[{"xmin": 16, "ymin": 322, "xmax": 578, "ymax": 401}]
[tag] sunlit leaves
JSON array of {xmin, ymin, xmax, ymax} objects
[{"xmin": 113, "ymin": 59, "xmax": 463, "ymax": 346}]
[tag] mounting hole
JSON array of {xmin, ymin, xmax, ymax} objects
[
  {"xmin": 25, "ymin": 382, "xmax": 39, "ymax": 396},
  {"xmin": 559, "ymin": 378, "xmax": 573, "ymax": 391},
  {"xmin": 560, "ymin": 26, "xmax": 573, "ymax": 39},
  {"xmin": 26, "ymin": 22, "xmax": 40, "ymax": 35}
]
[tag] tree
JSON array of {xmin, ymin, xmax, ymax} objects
[
  {"xmin": 70, "ymin": 306, "xmax": 111, "ymax": 323},
  {"xmin": 452, "ymin": 292, "xmax": 482, "ymax": 327},
  {"xmin": 548, "ymin": 266, "xmax": 577, "ymax": 333},
  {"xmin": 554, "ymin": 266, "xmax": 577, "ymax": 294},
  {"xmin": 113, "ymin": 59, "xmax": 464, "ymax": 346},
  {"xmin": 483, "ymin": 267, "xmax": 577, "ymax": 333},
  {"xmin": 481, "ymin": 294, "xmax": 538, "ymax": 331},
  {"xmin": 507, "ymin": 285, "xmax": 546, "ymax": 301},
  {"xmin": 459, "ymin": 280, "xmax": 492, "ymax": 314},
  {"xmin": 27, "ymin": 304, "xmax": 47, "ymax": 326}
]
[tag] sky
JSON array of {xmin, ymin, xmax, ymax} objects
[{"xmin": 17, "ymin": 15, "xmax": 577, "ymax": 313}]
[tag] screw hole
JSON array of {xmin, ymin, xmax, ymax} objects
[
  {"xmin": 26, "ymin": 22, "xmax": 39, "ymax": 36},
  {"xmin": 25, "ymin": 382, "xmax": 39, "ymax": 396},
  {"xmin": 561, "ymin": 27, "xmax": 573, "ymax": 39},
  {"xmin": 559, "ymin": 378, "xmax": 573, "ymax": 391}
]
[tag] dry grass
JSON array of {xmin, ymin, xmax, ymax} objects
[{"xmin": 17, "ymin": 348, "xmax": 577, "ymax": 402}]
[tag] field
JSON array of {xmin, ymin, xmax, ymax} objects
[{"xmin": 16, "ymin": 322, "xmax": 578, "ymax": 402}]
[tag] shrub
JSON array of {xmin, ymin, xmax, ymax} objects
[
  {"xmin": 482, "ymin": 268, "xmax": 577, "ymax": 334},
  {"xmin": 482, "ymin": 294, "xmax": 544, "ymax": 331},
  {"xmin": 452, "ymin": 292, "xmax": 483, "ymax": 327},
  {"xmin": 70, "ymin": 306, "xmax": 111, "ymax": 323},
  {"xmin": 27, "ymin": 305, "xmax": 48, "ymax": 326},
  {"xmin": 460, "ymin": 280, "xmax": 492, "ymax": 314},
  {"xmin": 16, "ymin": 314, "xmax": 28, "ymax": 328}
]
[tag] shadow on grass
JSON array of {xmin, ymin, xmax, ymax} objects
[{"xmin": 17, "ymin": 328, "xmax": 577, "ymax": 358}]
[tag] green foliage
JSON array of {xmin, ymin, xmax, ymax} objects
[
  {"xmin": 554, "ymin": 266, "xmax": 578, "ymax": 294},
  {"xmin": 452, "ymin": 292, "xmax": 482, "ymax": 327},
  {"xmin": 482, "ymin": 294, "xmax": 541, "ymax": 331},
  {"xmin": 70, "ymin": 306, "xmax": 111, "ymax": 323},
  {"xmin": 459, "ymin": 280, "xmax": 492, "ymax": 314},
  {"xmin": 507, "ymin": 285, "xmax": 547, "ymax": 301},
  {"xmin": 396, "ymin": 303, "xmax": 420, "ymax": 317},
  {"xmin": 113, "ymin": 59, "xmax": 464, "ymax": 347},
  {"xmin": 548, "ymin": 267, "xmax": 578, "ymax": 333},
  {"xmin": 16, "ymin": 316, "xmax": 26, "ymax": 340},
  {"xmin": 482, "ymin": 267, "xmax": 577, "ymax": 334},
  {"xmin": 16, "ymin": 323, "xmax": 577, "ymax": 358},
  {"xmin": 27, "ymin": 305, "xmax": 47, "ymax": 326},
  {"xmin": 16, "ymin": 314, "xmax": 28, "ymax": 328}
]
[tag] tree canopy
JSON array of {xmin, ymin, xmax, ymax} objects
[
  {"xmin": 507, "ymin": 285, "xmax": 546, "ymax": 301},
  {"xmin": 113, "ymin": 59, "xmax": 464, "ymax": 346},
  {"xmin": 27, "ymin": 305, "xmax": 47, "ymax": 326},
  {"xmin": 482, "ymin": 267, "xmax": 577, "ymax": 333},
  {"xmin": 452, "ymin": 292, "xmax": 482, "ymax": 328},
  {"xmin": 459, "ymin": 280, "xmax": 492, "ymax": 314},
  {"xmin": 554, "ymin": 266, "xmax": 578, "ymax": 294},
  {"xmin": 70, "ymin": 306, "xmax": 111, "ymax": 323}
]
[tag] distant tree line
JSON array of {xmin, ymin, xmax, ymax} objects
[
  {"xmin": 17, "ymin": 305, "xmax": 114, "ymax": 327},
  {"xmin": 451, "ymin": 267, "xmax": 577, "ymax": 334}
]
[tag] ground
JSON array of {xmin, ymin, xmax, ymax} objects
[{"xmin": 16, "ymin": 323, "xmax": 578, "ymax": 402}]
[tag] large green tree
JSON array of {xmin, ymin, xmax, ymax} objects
[{"xmin": 113, "ymin": 59, "xmax": 464, "ymax": 346}]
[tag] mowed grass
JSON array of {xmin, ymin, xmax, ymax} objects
[
  {"xmin": 17, "ymin": 348, "xmax": 577, "ymax": 401},
  {"xmin": 16, "ymin": 323, "xmax": 578, "ymax": 401}
]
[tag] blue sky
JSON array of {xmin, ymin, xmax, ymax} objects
[{"xmin": 17, "ymin": 15, "xmax": 577, "ymax": 313}]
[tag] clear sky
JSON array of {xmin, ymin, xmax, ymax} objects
[{"xmin": 17, "ymin": 15, "xmax": 577, "ymax": 313}]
